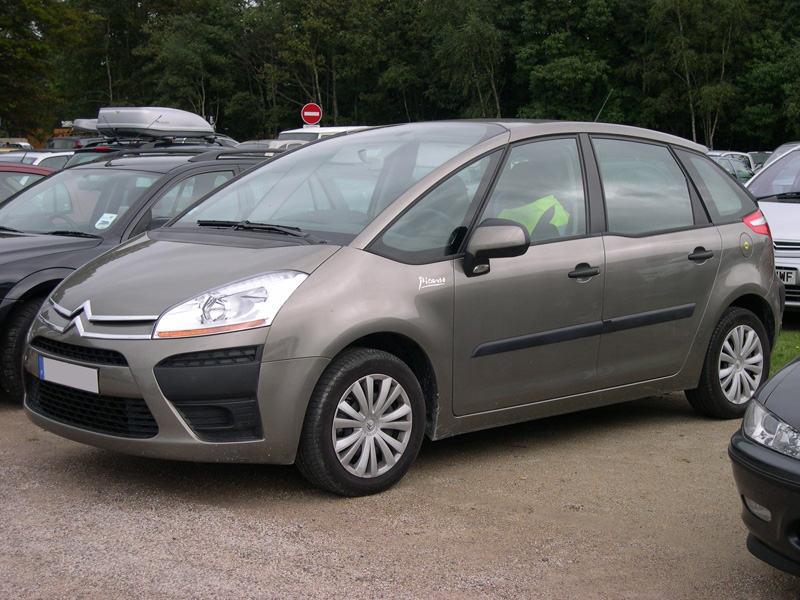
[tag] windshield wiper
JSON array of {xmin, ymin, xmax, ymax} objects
[
  {"xmin": 757, "ymin": 192, "xmax": 800, "ymax": 201},
  {"xmin": 46, "ymin": 230, "xmax": 102, "ymax": 239},
  {"xmin": 196, "ymin": 219, "xmax": 327, "ymax": 244}
]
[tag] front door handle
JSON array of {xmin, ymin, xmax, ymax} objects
[
  {"xmin": 688, "ymin": 248, "xmax": 714, "ymax": 262},
  {"xmin": 568, "ymin": 265, "xmax": 601, "ymax": 279}
]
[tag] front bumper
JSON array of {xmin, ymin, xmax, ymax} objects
[
  {"xmin": 729, "ymin": 431, "xmax": 800, "ymax": 576},
  {"xmin": 774, "ymin": 251, "xmax": 800, "ymax": 310},
  {"xmin": 23, "ymin": 327, "xmax": 330, "ymax": 465}
]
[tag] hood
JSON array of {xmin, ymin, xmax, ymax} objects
[
  {"xmin": 0, "ymin": 231, "xmax": 103, "ymax": 268},
  {"xmin": 758, "ymin": 201, "xmax": 800, "ymax": 243},
  {"xmin": 757, "ymin": 356, "xmax": 800, "ymax": 424},
  {"xmin": 51, "ymin": 232, "xmax": 341, "ymax": 318}
]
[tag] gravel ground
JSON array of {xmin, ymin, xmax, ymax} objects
[{"xmin": 2, "ymin": 392, "xmax": 800, "ymax": 599}]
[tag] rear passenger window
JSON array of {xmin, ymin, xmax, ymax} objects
[
  {"xmin": 676, "ymin": 150, "xmax": 752, "ymax": 221},
  {"xmin": 594, "ymin": 139, "xmax": 693, "ymax": 235}
]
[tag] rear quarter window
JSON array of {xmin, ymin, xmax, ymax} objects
[{"xmin": 676, "ymin": 149, "xmax": 755, "ymax": 222}]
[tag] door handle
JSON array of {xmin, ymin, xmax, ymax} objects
[
  {"xmin": 568, "ymin": 265, "xmax": 601, "ymax": 279},
  {"xmin": 688, "ymin": 248, "xmax": 714, "ymax": 262}
]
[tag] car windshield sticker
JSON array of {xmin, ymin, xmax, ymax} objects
[{"xmin": 95, "ymin": 213, "xmax": 117, "ymax": 229}]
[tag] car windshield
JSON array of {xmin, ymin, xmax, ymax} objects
[
  {"xmin": 173, "ymin": 122, "xmax": 504, "ymax": 243},
  {"xmin": 0, "ymin": 167, "xmax": 161, "ymax": 235},
  {"xmin": 748, "ymin": 150, "xmax": 800, "ymax": 199}
]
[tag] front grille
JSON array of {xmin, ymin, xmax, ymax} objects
[
  {"xmin": 156, "ymin": 346, "xmax": 260, "ymax": 368},
  {"xmin": 26, "ymin": 375, "xmax": 157, "ymax": 439},
  {"xmin": 774, "ymin": 240, "xmax": 800, "ymax": 253},
  {"xmin": 30, "ymin": 337, "xmax": 128, "ymax": 367},
  {"xmin": 787, "ymin": 284, "xmax": 800, "ymax": 304}
]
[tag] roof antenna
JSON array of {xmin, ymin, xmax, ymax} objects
[{"xmin": 595, "ymin": 89, "xmax": 614, "ymax": 122}]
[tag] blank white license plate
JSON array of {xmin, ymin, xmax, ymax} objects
[
  {"xmin": 777, "ymin": 268, "xmax": 797, "ymax": 286},
  {"xmin": 38, "ymin": 356, "xmax": 98, "ymax": 394}
]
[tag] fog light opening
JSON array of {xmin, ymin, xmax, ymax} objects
[{"xmin": 744, "ymin": 496, "xmax": 772, "ymax": 522}]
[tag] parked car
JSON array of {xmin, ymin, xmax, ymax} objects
[
  {"xmin": 749, "ymin": 151, "xmax": 772, "ymax": 170},
  {"xmin": 44, "ymin": 136, "xmax": 104, "ymax": 150},
  {"xmin": 709, "ymin": 150, "xmax": 757, "ymax": 171},
  {"xmin": 64, "ymin": 106, "xmax": 238, "ymax": 168},
  {"xmin": 0, "ymin": 164, "xmax": 55, "ymax": 202},
  {"xmin": 711, "ymin": 155, "xmax": 754, "ymax": 183},
  {"xmin": 0, "ymin": 151, "xmax": 75, "ymax": 170},
  {"xmin": 24, "ymin": 120, "xmax": 782, "ymax": 496},
  {"xmin": 0, "ymin": 149, "xmax": 268, "ymax": 402},
  {"xmin": 0, "ymin": 138, "xmax": 33, "ymax": 151},
  {"xmin": 729, "ymin": 355, "xmax": 800, "ymax": 576},
  {"xmin": 277, "ymin": 125, "xmax": 369, "ymax": 142},
  {"xmin": 762, "ymin": 142, "xmax": 800, "ymax": 170},
  {"xmin": 746, "ymin": 146, "xmax": 800, "ymax": 310},
  {"xmin": 237, "ymin": 139, "xmax": 306, "ymax": 152}
]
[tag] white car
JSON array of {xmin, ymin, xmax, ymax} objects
[
  {"xmin": 0, "ymin": 151, "xmax": 75, "ymax": 170},
  {"xmin": 277, "ymin": 125, "xmax": 369, "ymax": 142},
  {"xmin": 746, "ymin": 146, "xmax": 800, "ymax": 309}
]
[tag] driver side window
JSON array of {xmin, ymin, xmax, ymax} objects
[
  {"xmin": 481, "ymin": 138, "xmax": 586, "ymax": 243},
  {"xmin": 374, "ymin": 155, "xmax": 493, "ymax": 263}
]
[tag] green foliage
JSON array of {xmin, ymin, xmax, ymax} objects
[
  {"xmin": 772, "ymin": 319, "xmax": 800, "ymax": 374},
  {"xmin": 5, "ymin": 0, "xmax": 800, "ymax": 145}
]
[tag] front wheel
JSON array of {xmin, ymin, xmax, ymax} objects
[
  {"xmin": 686, "ymin": 307, "xmax": 769, "ymax": 418},
  {"xmin": 1, "ymin": 296, "xmax": 46, "ymax": 403},
  {"xmin": 296, "ymin": 348, "xmax": 425, "ymax": 496}
]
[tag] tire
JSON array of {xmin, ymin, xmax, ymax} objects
[
  {"xmin": 686, "ymin": 307, "xmax": 770, "ymax": 419},
  {"xmin": 1, "ymin": 296, "xmax": 46, "ymax": 403},
  {"xmin": 296, "ymin": 348, "xmax": 425, "ymax": 496}
]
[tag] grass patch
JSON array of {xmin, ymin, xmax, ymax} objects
[{"xmin": 772, "ymin": 313, "xmax": 800, "ymax": 374}]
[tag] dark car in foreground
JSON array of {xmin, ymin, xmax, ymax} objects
[
  {"xmin": 23, "ymin": 120, "xmax": 782, "ymax": 496},
  {"xmin": 0, "ymin": 149, "xmax": 267, "ymax": 401},
  {"xmin": 730, "ymin": 355, "xmax": 800, "ymax": 576}
]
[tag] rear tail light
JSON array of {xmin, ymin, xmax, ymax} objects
[{"xmin": 743, "ymin": 209, "xmax": 772, "ymax": 239}]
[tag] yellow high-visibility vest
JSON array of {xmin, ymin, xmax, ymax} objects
[{"xmin": 498, "ymin": 194, "xmax": 569, "ymax": 234}]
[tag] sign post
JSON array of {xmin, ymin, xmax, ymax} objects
[{"xmin": 301, "ymin": 103, "xmax": 322, "ymax": 125}]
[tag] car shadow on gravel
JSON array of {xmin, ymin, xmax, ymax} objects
[
  {"xmin": 412, "ymin": 391, "xmax": 707, "ymax": 472},
  {"xmin": 26, "ymin": 391, "xmax": 702, "ymax": 502}
]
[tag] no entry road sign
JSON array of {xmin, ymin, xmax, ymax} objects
[{"xmin": 301, "ymin": 103, "xmax": 322, "ymax": 125}]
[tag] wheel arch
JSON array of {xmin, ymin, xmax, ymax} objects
[
  {"xmin": 342, "ymin": 332, "xmax": 439, "ymax": 437},
  {"xmin": 0, "ymin": 269, "xmax": 72, "ymax": 338},
  {"xmin": 727, "ymin": 293, "xmax": 779, "ymax": 350}
]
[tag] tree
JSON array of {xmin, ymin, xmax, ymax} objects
[
  {"xmin": 645, "ymin": 0, "xmax": 749, "ymax": 148},
  {"xmin": 0, "ymin": 0, "xmax": 71, "ymax": 135}
]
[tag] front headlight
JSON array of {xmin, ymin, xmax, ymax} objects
[
  {"xmin": 743, "ymin": 400, "xmax": 800, "ymax": 459},
  {"xmin": 153, "ymin": 271, "xmax": 307, "ymax": 339}
]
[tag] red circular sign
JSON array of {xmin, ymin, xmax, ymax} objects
[{"xmin": 301, "ymin": 103, "xmax": 322, "ymax": 125}]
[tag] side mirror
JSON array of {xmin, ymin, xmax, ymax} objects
[{"xmin": 463, "ymin": 218, "xmax": 530, "ymax": 277}]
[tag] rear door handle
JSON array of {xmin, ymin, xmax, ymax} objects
[
  {"xmin": 568, "ymin": 265, "xmax": 601, "ymax": 279},
  {"xmin": 688, "ymin": 248, "xmax": 714, "ymax": 262}
]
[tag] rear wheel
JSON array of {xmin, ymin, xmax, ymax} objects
[
  {"xmin": 686, "ymin": 307, "xmax": 769, "ymax": 418},
  {"xmin": 296, "ymin": 348, "xmax": 425, "ymax": 496},
  {"xmin": 1, "ymin": 296, "xmax": 46, "ymax": 403}
]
